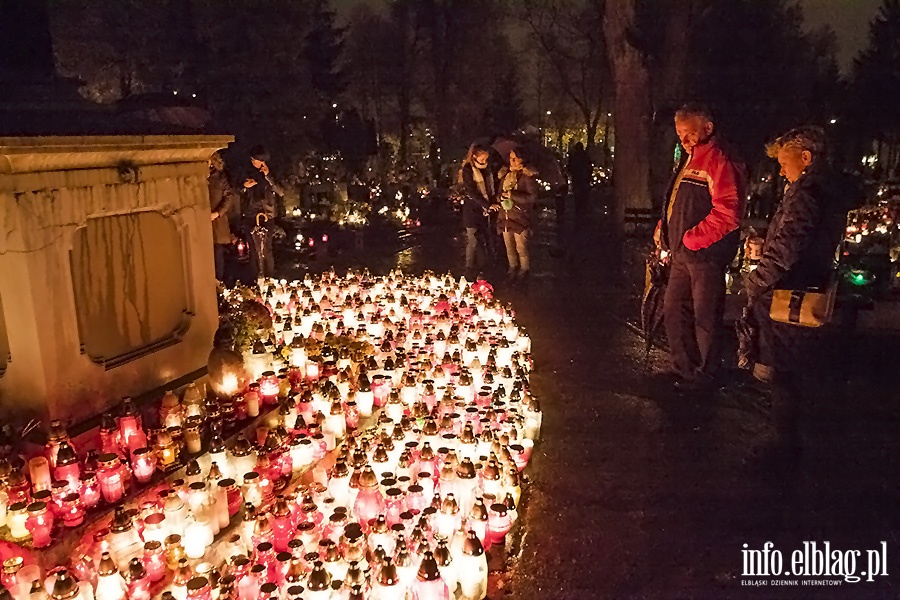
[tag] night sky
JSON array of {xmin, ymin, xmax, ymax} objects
[
  {"xmin": 334, "ymin": 0, "xmax": 883, "ymax": 74},
  {"xmin": 801, "ymin": 0, "xmax": 882, "ymax": 71}
]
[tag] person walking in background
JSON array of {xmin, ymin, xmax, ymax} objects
[
  {"xmin": 208, "ymin": 151, "xmax": 236, "ymax": 283},
  {"xmin": 460, "ymin": 143, "xmax": 498, "ymax": 278},
  {"xmin": 567, "ymin": 141, "xmax": 593, "ymax": 217},
  {"xmin": 744, "ymin": 127, "xmax": 846, "ymax": 462},
  {"xmin": 657, "ymin": 104, "xmax": 747, "ymax": 389},
  {"xmin": 242, "ymin": 145, "xmax": 284, "ymax": 278},
  {"xmin": 497, "ymin": 148, "xmax": 539, "ymax": 283}
]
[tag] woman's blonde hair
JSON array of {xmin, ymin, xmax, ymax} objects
[
  {"xmin": 464, "ymin": 143, "xmax": 490, "ymax": 166},
  {"xmin": 766, "ymin": 126, "xmax": 827, "ymax": 160}
]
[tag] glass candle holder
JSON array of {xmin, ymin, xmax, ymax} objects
[
  {"xmin": 185, "ymin": 577, "xmax": 212, "ymax": 600},
  {"xmin": 154, "ymin": 430, "xmax": 180, "ymax": 472},
  {"xmin": 259, "ymin": 372, "xmax": 279, "ymax": 405},
  {"xmin": 131, "ymin": 448, "xmax": 156, "ymax": 484},
  {"xmin": 28, "ymin": 456, "xmax": 52, "ymax": 493},
  {"xmin": 159, "ymin": 391, "xmax": 183, "ymax": 428},
  {"xmin": 53, "ymin": 443, "xmax": 81, "ymax": 490},
  {"xmin": 182, "ymin": 383, "xmax": 205, "ymax": 419},
  {"xmin": 269, "ymin": 500, "xmax": 291, "ymax": 553},
  {"xmin": 95, "ymin": 552, "xmax": 127, "ymax": 600},
  {"xmin": 99, "ymin": 415, "xmax": 123, "ymax": 459},
  {"xmin": 243, "ymin": 386, "xmax": 261, "ymax": 418},
  {"xmin": 2, "ymin": 556, "xmax": 24, "ymax": 593},
  {"xmin": 241, "ymin": 473, "xmax": 263, "ymax": 508},
  {"xmin": 78, "ymin": 472, "xmax": 101, "ymax": 509},
  {"xmin": 62, "ymin": 493, "xmax": 84, "ymax": 527},
  {"xmin": 171, "ymin": 559, "xmax": 193, "ymax": 600},
  {"xmin": 183, "ymin": 516, "xmax": 214, "ymax": 560},
  {"xmin": 98, "ymin": 454, "xmax": 124, "ymax": 504},
  {"xmin": 25, "ymin": 501, "xmax": 53, "ymax": 548},
  {"xmin": 50, "ymin": 480, "xmax": 70, "ymax": 517},
  {"xmin": 0, "ymin": 486, "xmax": 7, "ymax": 529},
  {"xmin": 8, "ymin": 501, "xmax": 30, "ymax": 539},
  {"xmin": 47, "ymin": 568, "xmax": 81, "ymax": 600},
  {"xmin": 118, "ymin": 408, "xmax": 146, "ymax": 456},
  {"xmin": 141, "ymin": 512, "xmax": 167, "ymax": 545},
  {"xmin": 7, "ymin": 469, "xmax": 31, "ymax": 505},
  {"xmin": 164, "ymin": 535, "xmax": 187, "ymax": 571},
  {"xmin": 45, "ymin": 420, "xmax": 72, "ymax": 469},
  {"xmin": 227, "ymin": 555, "xmax": 251, "ymax": 585},
  {"xmin": 143, "ymin": 541, "xmax": 166, "ymax": 583},
  {"xmin": 183, "ymin": 417, "xmax": 203, "ymax": 455},
  {"xmin": 124, "ymin": 558, "xmax": 150, "ymax": 600},
  {"xmin": 215, "ymin": 478, "xmax": 241, "ymax": 517}
]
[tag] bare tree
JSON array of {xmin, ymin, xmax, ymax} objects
[{"xmin": 520, "ymin": 0, "xmax": 610, "ymax": 149}]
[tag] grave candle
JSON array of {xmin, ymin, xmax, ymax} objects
[{"xmin": 28, "ymin": 457, "xmax": 52, "ymax": 493}]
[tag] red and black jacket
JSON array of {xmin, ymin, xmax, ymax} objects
[{"xmin": 660, "ymin": 137, "xmax": 747, "ymax": 267}]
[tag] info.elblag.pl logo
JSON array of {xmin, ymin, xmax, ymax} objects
[{"xmin": 740, "ymin": 542, "xmax": 889, "ymax": 588}]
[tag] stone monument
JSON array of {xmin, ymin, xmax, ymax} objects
[{"xmin": 0, "ymin": 0, "xmax": 232, "ymax": 423}]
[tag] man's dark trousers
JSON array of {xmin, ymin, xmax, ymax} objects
[
  {"xmin": 663, "ymin": 256, "xmax": 726, "ymax": 379},
  {"xmin": 214, "ymin": 243, "xmax": 228, "ymax": 282}
]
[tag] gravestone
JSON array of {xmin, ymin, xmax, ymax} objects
[{"xmin": 0, "ymin": 0, "xmax": 233, "ymax": 423}]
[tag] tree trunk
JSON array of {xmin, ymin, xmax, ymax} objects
[
  {"xmin": 650, "ymin": 0, "xmax": 696, "ymax": 209},
  {"xmin": 586, "ymin": 117, "xmax": 598, "ymax": 151},
  {"xmin": 604, "ymin": 0, "xmax": 653, "ymax": 243},
  {"xmin": 428, "ymin": 0, "xmax": 451, "ymax": 169},
  {"xmin": 397, "ymin": 4, "xmax": 413, "ymax": 166}
]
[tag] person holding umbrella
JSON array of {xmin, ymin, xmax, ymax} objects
[
  {"xmin": 657, "ymin": 104, "xmax": 747, "ymax": 389},
  {"xmin": 242, "ymin": 145, "xmax": 284, "ymax": 278},
  {"xmin": 497, "ymin": 148, "xmax": 539, "ymax": 283}
]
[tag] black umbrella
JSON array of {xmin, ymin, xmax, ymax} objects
[
  {"xmin": 491, "ymin": 137, "xmax": 566, "ymax": 188},
  {"xmin": 251, "ymin": 213, "xmax": 269, "ymax": 276},
  {"xmin": 640, "ymin": 251, "xmax": 669, "ymax": 359},
  {"xmin": 736, "ymin": 305, "xmax": 757, "ymax": 371}
]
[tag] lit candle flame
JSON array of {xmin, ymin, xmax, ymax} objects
[{"xmin": 221, "ymin": 372, "xmax": 238, "ymax": 396}]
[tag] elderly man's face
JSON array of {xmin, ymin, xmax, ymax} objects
[
  {"xmin": 776, "ymin": 146, "xmax": 812, "ymax": 183},
  {"xmin": 674, "ymin": 115, "xmax": 713, "ymax": 155}
]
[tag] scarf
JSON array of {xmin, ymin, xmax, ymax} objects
[
  {"xmin": 471, "ymin": 163, "xmax": 494, "ymax": 202},
  {"xmin": 501, "ymin": 168, "xmax": 519, "ymax": 194}
]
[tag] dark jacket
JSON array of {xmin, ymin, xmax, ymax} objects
[
  {"xmin": 243, "ymin": 168, "xmax": 284, "ymax": 225},
  {"xmin": 460, "ymin": 162, "xmax": 496, "ymax": 229},
  {"xmin": 567, "ymin": 147, "xmax": 592, "ymax": 187},
  {"xmin": 496, "ymin": 168, "xmax": 539, "ymax": 234},
  {"xmin": 208, "ymin": 170, "xmax": 236, "ymax": 245},
  {"xmin": 661, "ymin": 137, "xmax": 747, "ymax": 267},
  {"xmin": 747, "ymin": 163, "xmax": 845, "ymax": 296}
]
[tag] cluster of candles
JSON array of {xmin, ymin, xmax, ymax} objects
[{"xmin": 0, "ymin": 271, "xmax": 541, "ymax": 600}]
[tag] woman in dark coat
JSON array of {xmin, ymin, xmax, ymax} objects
[
  {"xmin": 746, "ymin": 127, "xmax": 845, "ymax": 380},
  {"xmin": 208, "ymin": 151, "xmax": 236, "ymax": 282},
  {"xmin": 497, "ymin": 148, "xmax": 539, "ymax": 280},
  {"xmin": 459, "ymin": 143, "xmax": 497, "ymax": 275},
  {"xmin": 745, "ymin": 126, "xmax": 848, "ymax": 461},
  {"xmin": 242, "ymin": 145, "xmax": 284, "ymax": 278}
]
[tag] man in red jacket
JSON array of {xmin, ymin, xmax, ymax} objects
[{"xmin": 657, "ymin": 104, "xmax": 747, "ymax": 387}]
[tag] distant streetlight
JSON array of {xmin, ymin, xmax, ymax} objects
[
  {"xmin": 332, "ymin": 103, "xmax": 338, "ymax": 109},
  {"xmin": 830, "ymin": 118, "xmax": 837, "ymax": 124},
  {"xmin": 546, "ymin": 110, "xmax": 552, "ymax": 115}
]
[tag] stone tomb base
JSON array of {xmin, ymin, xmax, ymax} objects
[{"xmin": 0, "ymin": 135, "xmax": 232, "ymax": 423}]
